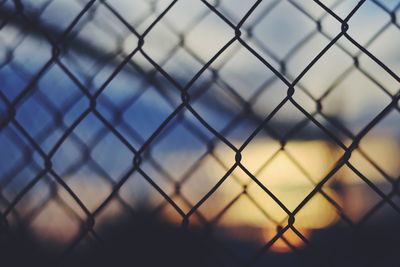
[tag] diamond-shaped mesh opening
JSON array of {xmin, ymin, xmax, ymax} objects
[
  {"xmin": 294, "ymin": 43, "xmax": 354, "ymax": 99},
  {"xmin": 38, "ymin": 0, "xmax": 88, "ymax": 40},
  {"xmin": 322, "ymin": 69, "xmax": 392, "ymax": 134},
  {"xmin": 0, "ymin": 31, "xmax": 52, "ymax": 100},
  {"xmin": 143, "ymin": 112, "xmax": 210, "ymax": 182},
  {"xmin": 121, "ymin": 88, "xmax": 176, "ymax": 140},
  {"xmin": 361, "ymin": 25, "xmax": 400, "ymax": 78},
  {"xmin": 7, "ymin": 174, "xmax": 51, "ymax": 219},
  {"xmin": 59, "ymin": 172, "xmax": 112, "ymax": 214},
  {"xmin": 59, "ymin": 4, "xmax": 139, "ymax": 90},
  {"xmin": 141, "ymin": 19, "xmax": 180, "ymax": 64},
  {"xmin": 346, "ymin": 1, "xmax": 391, "ymax": 46},
  {"xmin": 356, "ymin": 109, "xmax": 400, "ymax": 178},
  {"xmin": 2, "ymin": 162, "xmax": 44, "ymax": 205},
  {"xmin": 252, "ymin": 1, "xmax": 316, "ymax": 59},
  {"xmin": 213, "ymin": 196, "xmax": 276, "ymax": 263},
  {"xmin": 0, "ymin": 126, "xmax": 45, "ymax": 202},
  {"xmin": 51, "ymin": 113, "xmax": 133, "ymax": 182},
  {"xmin": 253, "ymin": 151, "xmax": 315, "ymax": 212},
  {"xmin": 119, "ymin": 171, "xmax": 173, "ymax": 211},
  {"xmin": 329, "ymin": 164, "xmax": 391, "ymax": 224},
  {"xmin": 293, "ymin": 190, "xmax": 340, "ymax": 229},
  {"xmin": 186, "ymin": 13, "xmax": 234, "ymax": 62},
  {"xmin": 218, "ymin": 45, "xmax": 278, "ymax": 100},
  {"xmin": 190, "ymin": 81, "xmax": 243, "ymax": 133},
  {"xmin": 27, "ymin": 197, "xmax": 82, "ymax": 246},
  {"xmin": 0, "ymin": 126, "xmax": 32, "ymax": 176},
  {"xmin": 194, "ymin": 167, "xmax": 243, "ymax": 221}
]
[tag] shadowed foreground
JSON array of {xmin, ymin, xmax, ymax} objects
[{"xmin": 1, "ymin": 212, "xmax": 400, "ymax": 267}]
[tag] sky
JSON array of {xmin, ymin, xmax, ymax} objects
[{"xmin": 2, "ymin": 0, "xmax": 398, "ymax": 133}]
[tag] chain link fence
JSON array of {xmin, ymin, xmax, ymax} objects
[{"xmin": 1, "ymin": 0, "xmax": 400, "ymax": 266}]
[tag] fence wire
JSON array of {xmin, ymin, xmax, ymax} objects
[{"xmin": 0, "ymin": 0, "xmax": 400, "ymax": 266}]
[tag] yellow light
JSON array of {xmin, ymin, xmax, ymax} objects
[{"xmin": 263, "ymin": 228, "xmax": 311, "ymax": 253}]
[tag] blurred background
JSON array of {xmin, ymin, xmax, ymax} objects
[{"xmin": 0, "ymin": 0, "xmax": 399, "ymax": 266}]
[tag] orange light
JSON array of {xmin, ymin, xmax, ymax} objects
[{"xmin": 263, "ymin": 228, "xmax": 311, "ymax": 253}]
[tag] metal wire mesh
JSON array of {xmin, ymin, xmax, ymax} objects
[{"xmin": 1, "ymin": 0, "xmax": 400, "ymax": 266}]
